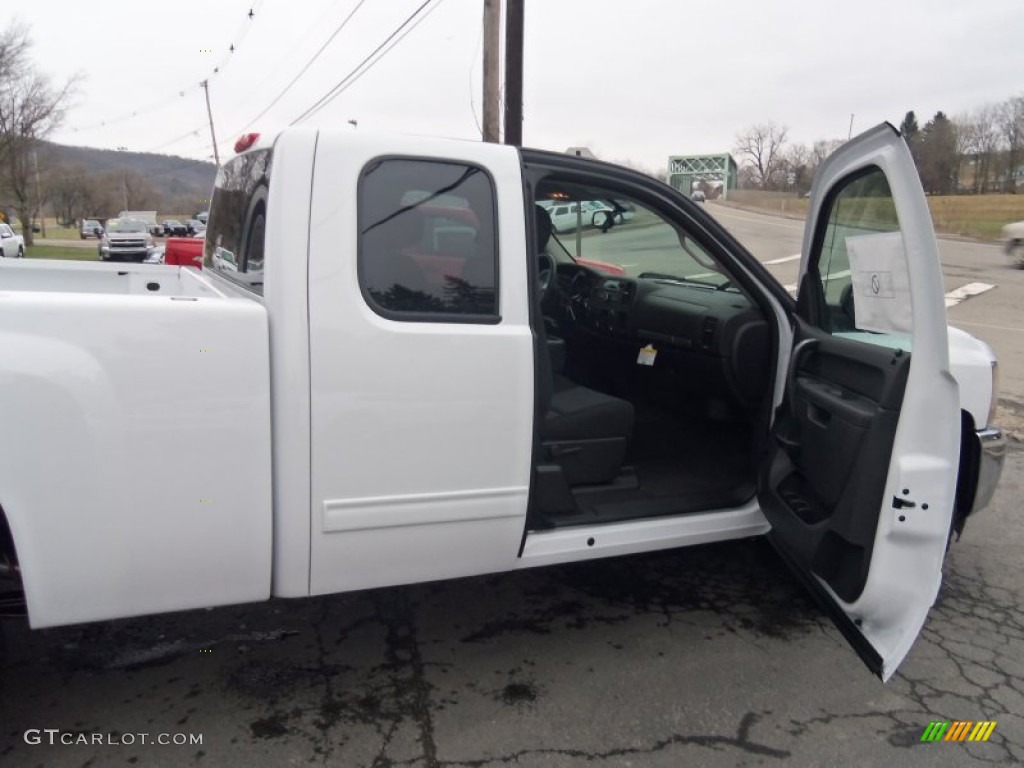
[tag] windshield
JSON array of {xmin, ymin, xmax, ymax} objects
[
  {"xmin": 540, "ymin": 194, "xmax": 734, "ymax": 289},
  {"xmin": 107, "ymin": 219, "xmax": 147, "ymax": 233}
]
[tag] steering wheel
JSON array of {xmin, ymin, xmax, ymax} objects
[{"xmin": 538, "ymin": 251, "xmax": 555, "ymax": 299}]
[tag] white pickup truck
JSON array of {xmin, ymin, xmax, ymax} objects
[{"xmin": 0, "ymin": 124, "xmax": 1005, "ymax": 681}]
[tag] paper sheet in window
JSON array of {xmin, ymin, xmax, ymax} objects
[{"xmin": 846, "ymin": 231, "xmax": 912, "ymax": 334}]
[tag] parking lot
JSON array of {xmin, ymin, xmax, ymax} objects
[{"xmin": 2, "ymin": 205, "xmax": 1022, "ymax": 767}]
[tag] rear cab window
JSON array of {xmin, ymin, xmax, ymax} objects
[
  {"xmin": 204, "ymin": 148, "xmax": 272, "ymax": 295},
  {"xmin": 357, "ymin": 158, "xmax": 499, "ymax": 322}
]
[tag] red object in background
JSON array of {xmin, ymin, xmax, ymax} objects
[
  {"xmin": 164, "ymin": 237, "xmax": 204, "ymax": 268},
  {"xmin": 575, "ymin": 257, "xmax": 626, "ymax": 276}
]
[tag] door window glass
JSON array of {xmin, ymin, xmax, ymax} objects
[
  {"xmin": 358, "ymin": 158, "xmax": 498, "ymax": 322},
  {"xmin": 814, "ymin": 168, "xmax": 911, "ymax": 340}
]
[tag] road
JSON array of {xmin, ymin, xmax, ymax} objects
[
  {"xmin": 2, "ymin": 207, "xmax": 1021, "ymax": 767},
  {"xmin": 2, "ymin": 449, "xmax": 1021, "ymax": 767}
]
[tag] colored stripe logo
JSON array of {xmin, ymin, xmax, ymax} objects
[{"xmin": 921, "ymin": 721, "xmax": 996, "ymax": 742}]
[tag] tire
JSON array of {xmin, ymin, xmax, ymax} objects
[
  {"xmin": 1009, "ymin": 241, "xmax": 1024, "ymax": 269},
  {"xmin": 17, "ymin": 247, "xmax": 23, "ymax": 258}
]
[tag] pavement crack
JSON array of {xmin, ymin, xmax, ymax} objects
[
  {"xmin": 377, "ymin": 590, "xmax": 439, "ymax": 767},
  {"xmin": 434, "ymin": 710, "xmax": 788, "ymax": 766}
]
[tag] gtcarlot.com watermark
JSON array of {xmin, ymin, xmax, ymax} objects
[{"xmin": 24, "ymin": 729, "xmax": 203, "ymax": 746}]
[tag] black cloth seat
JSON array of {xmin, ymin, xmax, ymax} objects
[
  {"xmin": 532, "ymin": 203, "xmax": 635, "ymax": 486},
  {"xmin": 544, "ymin": 376, "xmax": 634, "ymax": 442}
]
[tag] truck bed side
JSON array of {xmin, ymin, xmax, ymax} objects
[{"xmin": 0, "ymin": 287, "xmax": 272, "ymax": 627}]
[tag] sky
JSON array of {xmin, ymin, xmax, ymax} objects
[{"xmin": 9, "ymin": 0, "xmax": 1024, "ymax": 173}]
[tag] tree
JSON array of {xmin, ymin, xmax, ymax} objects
[
  {"xmin": 0, "ymin": 23, "xmax": 78, "ymax": 246},
  {"xmin": 48, "ymin": 164, "xmax": 90, "ymax": 227},
  {"xmin": 733, "ymin": 122, "xmax": 789, "ymax": 189},
  {"xmin": 997, "ymin": 95, "xmax": 1024, "ymax": 193},
  {"xmin": 899, "ymin": 111, "xmax": 919, "ymax": 140},
  {"xmin": 917, "ymin": 111, "xmax": 957, "ymax": 195},
  {"xmin": 780, "ymin": 142, "xmax": 812, "ymax": 192},
  {"xmin": 900, "ymin": 110, "xmax": 922, "ymax": 168},
  {"xmin": 962, "ymin": 104, "xmax": 1001, "ymax": 193}
]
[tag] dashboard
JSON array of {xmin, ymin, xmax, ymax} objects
[{"xmin": 547, "ymin": 263, "xmax": 772, "ymax": 408}]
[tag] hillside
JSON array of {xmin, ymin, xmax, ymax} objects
[{"xmin": 36, "ymin": 141, "xmax": 219, "ymax": 221}]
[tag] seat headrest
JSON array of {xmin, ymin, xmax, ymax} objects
[{"xmin": 535, "ymin": 205, "xmax": 552, "ymax": 252}]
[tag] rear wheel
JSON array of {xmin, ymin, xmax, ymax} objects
[
  {"xmin": 17, "ymin": 246, "xmax": 23, "ymax": 258},
  {"xmin": 0, "ymin": 513, "xmax": 25, "ymax": 619}
]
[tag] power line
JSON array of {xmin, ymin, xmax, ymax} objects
[
  {"xmin": 70, "ymin": 89, "xmax": 200, "ymax": 135},
  {"xmin": 69, "ymin": 2, "xmax": 266, "ymax": 139},
  {"xmin": 145, "ymin": 125, "xmax": 206, "ymax": 153},
  {"xmin": 221, "ymin": 0, "xmax": 350, "ymax": 116},
  {"xmin": 290, "ymin": 0, "xmax": 441, "ymax": 125},
  {"xmin": 234, "ymin": 0, "xmax": 368, "ymax": 133}
]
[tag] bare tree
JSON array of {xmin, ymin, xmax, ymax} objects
[
  {"xmin": 780, "ymin": 142, "xmax": 812, "ymax": 192},
  {"xmin": 997, "ymin": 95, "xmax": 1024, "ymax": 193},
  {"xmin": 0, "ymin": 22, "xmax": 79, "ymax": 246},
  {"xmin": 967, "ymin": 105, "xmax": 1002, "ymax": 193},
  {"xmin": 734, "ymin": 122, "xmax": 789, "ymax": 189}
]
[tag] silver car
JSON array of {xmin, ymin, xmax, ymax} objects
[{"xmin": 1004, "ymin": 220, "xmax": 1024, "ymax": 268}]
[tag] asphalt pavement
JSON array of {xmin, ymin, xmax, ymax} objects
[{"xmin": 2, "ymin": 446, "xmax": 1021, "ymax": 767}]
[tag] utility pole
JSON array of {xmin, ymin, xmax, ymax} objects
[
  {"xmin": 32, "ymin": 149, "xmax": 46, "ymax": 237},
  {"xmin": 116, "ymin": 147, "xmax": 128, "ymax": 211},
  {"xmin": 503, "ymin": 0, "xmax": 524, "ymax": 146},
  {"xmin": 482, "ymin": 0, "xmax": 501, "ymax": 143},
  {"xmin": 202, "ymin": 80, "xmax": 221, "ymax": 168}
]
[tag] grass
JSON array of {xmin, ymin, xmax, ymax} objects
[
  {"xmin": 722, "ymin": 191, "xmax": 1024, "ymax": 241},
  {"xmin": 927, "ymin": 195, "xmax": 1024, "ymax": 240},
  {"xmin": 26, "ymin": 245, "xmax": 99, "ymax": 260}
]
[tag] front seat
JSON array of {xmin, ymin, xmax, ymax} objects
[{"xmin": 533, "ymin": 204, "xmax": 634, "ymax": 486}]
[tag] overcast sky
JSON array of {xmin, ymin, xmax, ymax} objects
[{"xmin": 11, "ymin": 0, "xmax": 1024, "ymax": 172}]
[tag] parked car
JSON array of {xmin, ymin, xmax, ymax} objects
[
  {"xmin": 544, "ymin": 201, "xmax": 601, "ymax": 232},
  {"xmin": 118, "ymin": 210, "xmax": 160, "ymax": 238},
  {"xmin": 186, "ymin": 218, "xmax": 205, "ymax": 236},
  {"xmin": 691, "ymin": 190, "xmax": 706, "ymax": 203},
  {"xmin": 1003, "ymin": 220, "xmax": 1024, "ymax": 267},
  {"xmin": 0, "ymin": 125, "xmax": 1004, "ymax": 684},
  {"xmin": 162, "ymin": 219, "xmax": 187, "ymax": 237},
  {"xmin": 80, "ymin": 219, "xmax": 102, "ymax": 239},
  {"xmin": 0, "ymin": 222, "xmax": 25, "ymax": 258},
  {"xmin": 98, "ymin": 218, "xmax": 157, "ymax": 262}
]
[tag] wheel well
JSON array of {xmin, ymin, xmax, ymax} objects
[
  {"xmin": 0, "ymin": 508, "xmax": 17, "ymax": 568},
  {"xmin": 0, "ymin": 504, "xmax": 26, "ymax": 617}
]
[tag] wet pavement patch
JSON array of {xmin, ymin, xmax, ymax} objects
[
  {"xmin": 501, "ymin": 682, "xmax": 538, "ymax": 706},
  {"xmin": 250, "ymin": 711, "xmax": 290, "ymax": 739}
]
